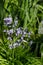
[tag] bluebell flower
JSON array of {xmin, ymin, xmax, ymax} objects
[
  {"xmin": 13, "ymin": 42, "xmax": 19, "ymax": 48},
  {"xmin": 4, "ymin": 17, "xmax": 12, "ymax": 25},
  {"xmin": 22, "ymin": 33, "xmax": 25, "ymax": 37},
  {"xmin": 7, "ymin": 37, "xmax": 12, "ymax": 40},
  {"xmin": 7, "ymin": 29, "xmax": 13, "ymax": 35},
  {"xmin": 9, "ymin": 29, "xmax": 13, "ymax": 34},
  {"xmin": 21, "ymin": 36, "xmax": 24, "ymax": 40},
  {"xmin": 28, "ymin": 32, "xmax": 31, "ymax": 35},
  {"xmin": 16, "ymin": 27, "xmax": 22, "ymax": 36},
  {"xmin": 14, "ymin": 20, "xmax": 18, "ymax": 26},
  {"xmin": 16, "ymin": 33, "xmax": 18, "ymax": 36},
  {"xmin": 28, "ymin": 32, "xmax": 31, "ymax": 38},
  {"xmin": 23, "ymin": 31, "xmax": 27, "ymax": 35},
  {"xmin": 13, "ymin": 17, "xmax": 18, "ymax": 26},
  {"xmin": 9, "ymin": 44, "xmax": 14, "ymax": 49},
  {"xmin": 9, "ymin": 42, "xmax": 19, "ymax": 49}
]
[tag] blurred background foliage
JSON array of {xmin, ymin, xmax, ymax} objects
[{"xmin": 0, "ymin": 0, "xmax": 43, "ymax": 65}]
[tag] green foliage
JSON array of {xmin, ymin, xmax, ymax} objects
[
  {"xmin": 0, "ymin": 0, "xmax": 43, "ymax": 65},
  {"xmin": 0, "ymin": 56, "xmax": 9, "ymax": 65}
]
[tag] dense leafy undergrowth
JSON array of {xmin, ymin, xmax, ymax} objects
[
  {"xmin": 0, "ymin": 55, "xmax": 41, "ymax": 65},
  {"xmin": 0, "ymin": 45, "xmax": 41, "ymax": 65},
  {"xmin": 0, "ymin": 0, "xmax": 43, "ymax": 65}
]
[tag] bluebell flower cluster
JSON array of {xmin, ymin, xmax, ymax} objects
[
  {"xmin": 3, "ymin": 16, "xmax": 34, "ymax": 49},
  {"xmin": 9, "ymin": 42, "xmax": 21, "ymax": 49}
]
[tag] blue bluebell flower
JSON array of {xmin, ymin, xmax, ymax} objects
[
  {"xmin": 7, "ymin": 37, "xmax": 12, "ymax": 40},
  {"xmin": 16, "ymin": 27, "xmax": 22, "ymax": 36},
  {"xmin": 13, "ymin": 42, "xmax": 20, "ymax": 48},
  {"xmin": 9, "ymin": 44, "xmax": 14, "ymax": 49},
  {"xmin": 7, "ymin": 29, "xmax": 13, "ymax": 35},
  {"xmin": 4, "ymin": 17, "xmax": 12, "ymax": 25}
]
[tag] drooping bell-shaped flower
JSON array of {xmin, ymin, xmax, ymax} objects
[
  {"xmin": 4, "ymin": 16, "xmax": 12, "ymax": 25},
  {"xmin": 7, "ymin": 29, "xmax": 13, "ymax": 35}
]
